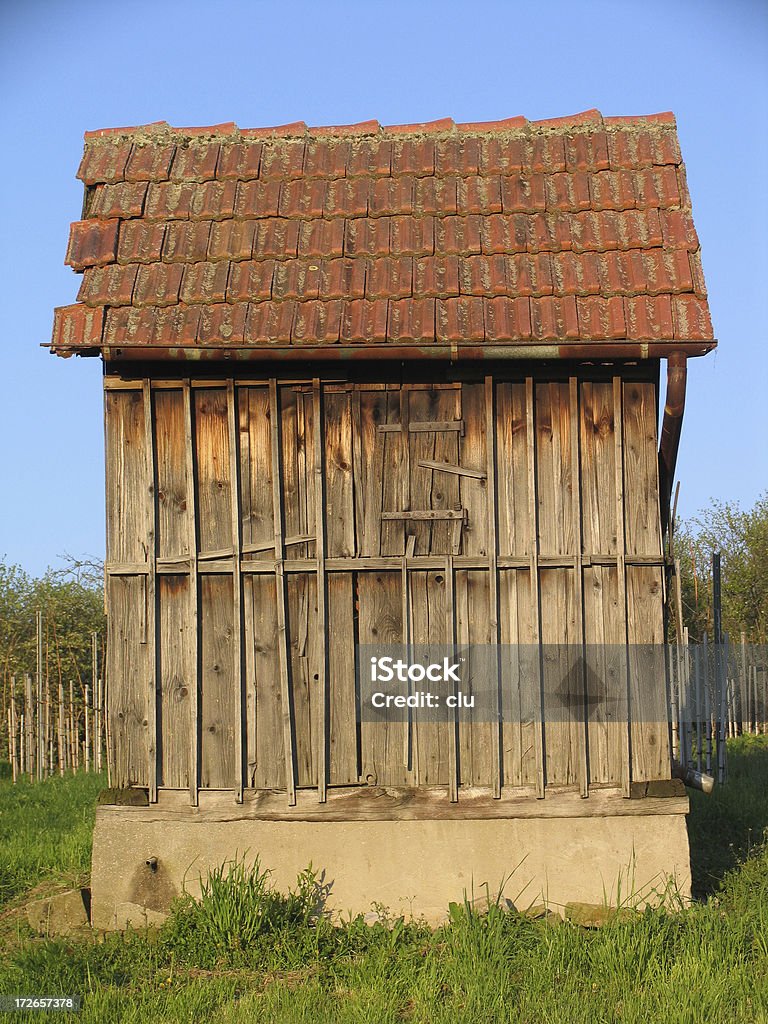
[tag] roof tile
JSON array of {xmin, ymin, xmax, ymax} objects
[
  {"xmin": 163, "ymin": 221, "xmax": 214, "ymax": 262},
  {"xmin": 459, "ymin": 255, "xmax": 509, "ymax": 296},
  {"xmin": 671, "ymin": 295, "xmax": 713, "ymax": 339},
  {"xmin": 346, "ymin": 139, "xmax": 392, "ymax": 177},
  {"xmin": 235, "ymin": 180, "xmax": 281, "ymax": 218},
  {"xmin": 117, "ymin": 221, "xmax": 167, "ymax": 263},
  {"xmin": 458, "ymin": 176, "xmax": 503, "ymax": 214},
  {"xmin": 480, "ymin": 136, "xmax": 528, "ymax": 175},
  {"xmin": 413, "ymin": 255, "xmax": 460, "ymax": 297},
  {"xmin": 660, "ymin": 209, "xmax": 699, "ymax": 250},
  {"xmin": 180, "ymin": 261, "xmax": 231, "ymax": 304},
  {"xmin": 624, "ymin": 295, "xmax": 673, "ymax": 339},
  {"xmin": 436, "ymin": 215, "xmax": 481, "ymax": 255},
  {"xmin": 77, "ymin": 263, "xmax": 139, "ymax": 306},
  {"xmin": 387, "ymin": 297, "xmax": 436, "ymax": 342},
  {"xmin": 272, "ymin": 260, "xmax": 322, "ymax": 300},
  {"xmin": 391, "ymin": 138, "xmax": 435, "ymax": 176},
  {"xmin": 66, "ymin": 219, "xmax": 120, "ymax": 269},
  {"xmin": 564, "ymin": 131, "xmax": 609, "ymax": 172},
  {"xmin": 370, "ymin": 177, "xmax": 415, "ymax": 217},
  {"xmin": 324, "ymin": 178, "xmax": 369, "ymax": 218},
  {"xmin": 206, "ymin": 219, "xmax": 256, "ymax": 262},
  {"xmin": 588, "ymin": 170, "xmax": 637, "ymax": 211},
  {"xmin": 551, "ymin": 252, "xmax": 601, "ymax": 295},
  {"xmin": 279, "ymin": 179, "xmax": 329, "ymax": 218},
  {"xmin": 544, "ymin": 171, "xmax": 591, "ymax": 212},
  {"xmin": 531, "ymin": 296, "xmax": 579, "ymax": 340},
  {"xmin": 298, "ymin": 218, "xmax": 345, "ymax": 258},
  {"xmin": 506, "ymin": 253, "xmax": 554, "ymax": 297},
  {"xmin": 480, "ymin": 214, "xmax": 528, "ymax": 255},
  {"xmin": 244, "ymin": 300, "xmax": 296, "ymax": 343},
  {"xmin": 366, "ymin": 256, "xmax": 412, "ymax": 299},
  {"xmin": 52, "ymin": 303, "xmax": 104, "ymax": 348},
  {"xmin": 576, "ymin": 296, "xmax": 626, "ymax": 339},
  {"xmin": 198, "ymin": 302, "xmax": 248, "ymax": 344},
  {"xmin": 124, "ymin": 143, "xmax": 176, "ymax": 182},
  {"xmin": 292, "ymin": 299, "xmax": 343, "ymax": 344},
  {"xmin": 170, "ymin": 142, "xmax": 220, "ymax": 182},
  {"xmin": 390, "ymin": 216, "xmax": 434, "ymax": 257},
  {"xmin": 321, "ymin": 258, "xmax": 366, "ymax": 299},
  {"xmin": 134, "ymin": 263, "xmax": 184, "ymax": 307},
  {"xmin": 259, "ymin": 141, "xmax": 306, "ymax": 179},
  {"xmin": 484, "ymin": 296, "xmax": 532, "ymax": 340},
  {"xmin": 415, "ymin": 176, "xmax": 458, "ymax": 215},
  {"xmin": 303, "ymin": 140, "xmax": 350, "ymax": 177},
  {"xmin": 501, "ymin": 174, "xmax": 546, "ymax": 213},
  {"xmin": 216, "ymin": 142, "xmax": 262, "ymax": 180},
  {"xmin": 435, "ymin": 136, "xmax": 482, "ymax": 175},
  {"xmin": 437, "ymin": 297, "xmax": 485, "ymax": 342},
  {"xmin": 340, "ymin": 298, "xmax": 388, "ymax": 343},
  {"xmin": 226, "ymin": 260, "xmax": 274, "ymax": 302},
  {"xmin": 77, "ymin": 140, "xmax": 133, "ymax": 185},
  {"xmin": 531, "ymin": 134, "xmax": 566, "ymax": 173},
  {"xmin": 345, "ymin": 217, "xmax": 390, "ymax": 257},
  {"xmin": 88, "ymin": 182, "xmax": 148, "ymax": 219},
  {"xmin": 254, "ymin": 219, "xmax": 300, "ymax": 259}
]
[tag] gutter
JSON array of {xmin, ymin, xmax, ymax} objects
[{"xmin": 658, "ymin": 352, "xmax": 688, "ymax": 539}]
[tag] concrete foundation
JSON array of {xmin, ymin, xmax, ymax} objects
[{"xmin": 91, "ymin": 788, "xmax": 691, "ymax": 929}]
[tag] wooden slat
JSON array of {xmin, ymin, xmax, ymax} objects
[
  {"xmin": 378, "ymin": 420, "xmax": 465, "ymax": 433},
  {"xmin": 270, "ymin": 380, "xmax": 297, "ymax": 805},
  {"xmin": 417, "ymin": 459, "xmax": 486, "ymax": 480},
  {"xmin": 313, "ymin": 380, "xmax": 329, "ymax": 802},
  {"xmin": 569, "ymin": 378, "xmax": 589, "ymax": 798},
  {"xmin": 183, "ymin": 382, "xmax": 199, "ymax": 805},
  {"xmin": 613, "ymin": 376, "xmax": 632, "ymax": 797},
  {"xmin": 485, "ymin": 377, "xmax": 501, "ymax": 798},
  {"xmin": 227, "ymin": 381, "xmax": 244, "ymax": 802},
  {"xmin": 446, "ymin": 555, "xmax": 458, "ymax": 801},
  {"xmin": 381, "ymin": 510, "xmax": 467, "ymax": 522},
  {"xmin": 143, "ymin": 381, "xmax": 158, "ymax": 803},
  {"xmin": 526, "ymin": 377, "xmax": 545, "ymax": 798}
]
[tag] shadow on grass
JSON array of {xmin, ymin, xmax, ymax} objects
[{"xmin": 687, "ymin": 734, "xmax": 768, "ymax": 898}]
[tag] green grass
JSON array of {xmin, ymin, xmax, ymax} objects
[{"xmin": 0, "ymin": 743, "xmax": 767, "ymax": 1023}]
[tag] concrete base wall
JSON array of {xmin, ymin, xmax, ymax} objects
[{"xmin": 91, "ymin": 793, "xmax": 691, "ymax": 929}]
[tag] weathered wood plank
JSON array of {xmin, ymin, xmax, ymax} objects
[
  {"xmin": 143, "ymin": 382, "xmax": 158, "ymax": 803},
  {"xmin": 200, "ymin": 574, "xmax": 236, "ymax": 788},
  {"xmin": 327, "ymin": 573, "xmax": 358, "ymax": 785},
  {"xmin": 324, "ymin": 390, "xmax": 355, "ymax": 558},
  {"xmin": 496, "ymin": 383, "xmax": 530, "ymax": 558},
  {"xmin": 194, "ymin": 389, "xmax": 232, "ymax": 555},
  {"xmin": 105, "ymin": 388, "xmax": 147, "ymax": 565},
  {"xmin": 569, "ymin": 378, "xmax": 589, "ymax": 798},
  {"xmin": 182, "ymin": 382, "xmax": 199, "ymax": 805},
  {"xmin": 613, "ymin": 376, "xmax": 632, "ymax": 797},
  {"xmin": 270, "ymin": 379, "xmax": 297, "ymax": 804},
  {"xmin": 227, "ymin": 381, "xmax": 244, "ymax": 802},
  {"xmin": 627, "ymin": 565, "xmax": 669, "ymax": 782},
  {"xmin": 446, "ymin": 555, "xmax": 458, "ymax": 801},
  {"xmin": 245, "ymin": 574, "xmax": 284, "ymax": 790},
  {"xmin": 485, "ymin": 377, "xmax": 502, "ymax": 798},
  {"xmin": 623, "ymin": 382, "xmax": 662, "ymax": 559},
  {"xmin": 158, "ymin": 575, "xmax": 193, "ymax": 789},
  {"xmin": 417, "ymin": 460, "xmax": 486, "ymax": 480},
  {"xmin": 313, "ymin": 380, "xmax": 329, "ymax": 801},
  {"xmin": 153, "ymin": 389, "xmax": 189, "ymax": 560},
  {"xmin": 238, "ymin": 386, "xmax": 274, "ymax": 557},
  {"xmin": 106, "ymin": 575, "xmax": 150, "ymax": 787},
  {"xmin": 525, "ymin": 378, "xmax": 545, "ymax": 797}
]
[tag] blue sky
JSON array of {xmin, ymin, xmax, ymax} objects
[{"xmin": 0, "ymin": 0, "xmax": 766, "ymax": 576}]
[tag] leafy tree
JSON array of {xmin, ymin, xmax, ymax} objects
[{"xmin": 673, "ymin": 492, "xmax": 768, "ymax": 643}]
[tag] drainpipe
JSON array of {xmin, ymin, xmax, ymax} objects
[{"xmin": 658, "ymin": 353, "xmax": 688, "ymax": 539}]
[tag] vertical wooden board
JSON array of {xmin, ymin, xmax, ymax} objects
[
  {"xmin": 583, "ymin": 565, "xmax": 624, "ymax": 786},
  {"xmin": 194, "ymin": 389, "xmax": 233, "ymax": 554},
  {"xmin": 540, "ymin": 567, "xmax": 580, "ymax": 787},
  {"xmin": 199, "ymin": 575, "xmax": 236, "ymax": 788},
  {"xmin": 153, "ymin": 389, "xmax": 188, "ymax": 560},
  {"xmin": 239, "ymin": 387, "xmax": 274, "ymax": 553},
  {"xmin": 580, "ymin": 383, "xmax": 617, "ymax": 556},
  {"xmin": 328, "ymin": 573, "xmax": 358, "ymax": 784},
  {"xmin": 455, "ymin": 570, "xmax": 493, "ymax": 787},
  {"xmin": 535, "ymin": 383, "xmax": 574, "ymax": 557},
  {"xmin": 496, "ymin": 383, "xmax": 530, "ymax": 558},
  {"xmin": 105, "ymin": 389, "xmax": 148, "ymax": 564},
  {"xmin": 380, "ymin": 391, "xmax": 406, "ymax": 556},
  {"xmin": 627, "ymin": 565, "xmax": 669, "ymax": 781},
  {"xmin": 357, "ymin": 390, "xmax": 388, "ymax": 557},
  {"xmin": 280, "ymin": 387, "xmax": 314, "ymax": 557},
  {"xmin": 244, "ymin": 574, "xmax": 285, "ymax": 790},
  {"xmin": 499, "ymin": 569, "xmax": 538, "ymax": 788},
  {"xmin": 106, "ymin": 575, "xmax": 150, "ymax": 786},
  {"xmin": 287, "ymin": 573, "xmax": 317, "ymax": 788},
  {"xmin": 158, "ymin": 575, "xmax": 193, "ymax": 788},
  {"xmin": 623, "ymin": 382, "xmax": 662, "ymax": 558},
  {"xmin": 358, "ymin": 571, "xmax": 410, "ymax": 786},
  {"xmin": 325, "ymin": 392, "xmax": 356, "ymax": 557},
  {"xmin": 457, "ymin": 383, "xmax": 489, "ymax": 558},
  {"xmin": 407, "ymin": 389, "xmax": 461, "ymax": 554},
  {"xmin": 411, "ymin": 570, "xmax": 449, "ymax": 784}
]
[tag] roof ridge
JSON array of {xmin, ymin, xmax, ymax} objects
[{"xmin": 82, "ymin": 110, "xmax": 678, "ymax": 144}]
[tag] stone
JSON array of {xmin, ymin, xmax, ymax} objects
[{"xmin": 26, "ymin": 889, "xmax": 90, "ymax": 936}]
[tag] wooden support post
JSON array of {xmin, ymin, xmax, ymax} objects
[
  {"xmin": 183, "ymin": 382, "xmax": 200, "ymax": 805},
  {"xmin": 10, "ymin": 676, "xmax": 17, "ymax": 783},
  {"xmin": 525, "ymin": 378, "xmax": 545, "ymax": 798},
  {"xmin": 143, "ymin": 381, "xmax": 158, "ymax": 802},
  {"xmin": 227, "ymin": 380, "xmax": 245, "ymax": 803},
  {"xmin": 270, "ymin": 379, "xmax": 297, "ymax": 806},
  {"xmin": 446, "ymin": 555, "xmax": 459, "ymax": 802},
  {"xmin": 25, "ymin": 674, "xmax": 33, "ymax": 779},
  {"xmin": 36, "ymin": 611, "xmax": 43, "ymax": 782},
  {"xmin": 569, "ymin": 378, "xmax": 589, "ymax": 798},
  {"xmin": 484, "ymin": 376, "xmax": 502, "ymax": 798},
  {"xmin": 84, "ymin": 685, "xmax": 91, "ymax": 773},
  {"xmin": 313, "ymin": 380, "xmax": 329, "ymax": 803},
  {"xmin": 613, "ymin": 377, "xmax": 631, "ymax": 797},
  {"xmin": 58, "ymin": 682, "xmax": 65, "ymax": 776},
  {"xmin": 402, "ymin": 534, "xmax": 416, "ymax": 776}
]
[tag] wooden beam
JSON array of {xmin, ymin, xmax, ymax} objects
[
  {"xmin": 381, "ymin": 510, "xmax": 467, "ymax": 522},
  {"xmin": 378, "ymin": 420, "xmax": 465, "ymax": 434},
  {"xmin": 569, "ymin": 378, "xmax": 589, "ymax": 798},
  {"xmin": 270, "ymin": 379, "xmax": 297, "ymax": 806},
  {"xmin": 485, "ymin": 377, "xmax": 502, "ymax": 798},
  {"xmin": 183, "ymin": 381, "xmax": 199, "ymax": 807},
  {"xmin": 613, "ymin": 376, "xmax": 632, "ymax": 798},
  {"xmin": 417, "ymin": 459, "xmax": 486, "ymax": 480},
  {"xmin": 526, "ymin": 377, "xmax": 545, "ymax": 798},
  {"xmin": 142, "ymin": 382, "xmax": 158, "ymax": 802},
  {"xmin": 313, "ymin": 379, "xmax": 329, "ymax": 803},
  {"xmin": 227, "ymin": 381, "xmax": 244, "ymax": 804},
  {"xmin": 446, "ymin": 555, "xmax": 459, "ymax": 802}
]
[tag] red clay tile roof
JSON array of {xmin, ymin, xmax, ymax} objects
[{"xmin": 51, "ymin": 110, "xmax": 715, "ymax": 361}]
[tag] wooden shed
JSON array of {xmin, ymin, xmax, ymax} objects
[{"xmin": 51, "ymin": 110, "xmax": 715, "ymax": 927}]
